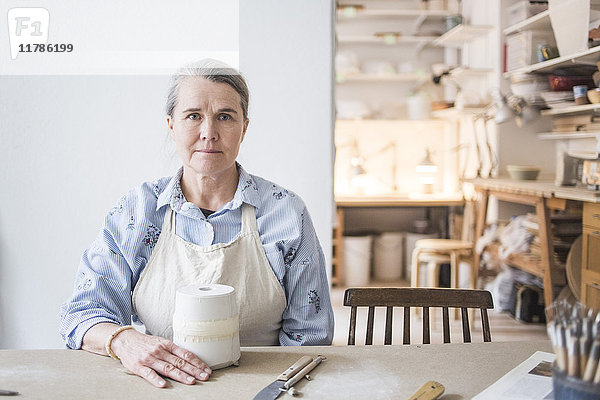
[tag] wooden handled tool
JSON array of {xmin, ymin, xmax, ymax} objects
[{"xmin": 408, "ymin": 381, "xmax": 445, "ymax": 400}]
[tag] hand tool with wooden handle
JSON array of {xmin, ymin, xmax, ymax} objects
[
  {"xmin": 408, "ymin": 381, "xmax": 445, "ymax": 400},
  {"xmin": 252, "ymin": 356, "xmax": 313, "ymax": 400}
]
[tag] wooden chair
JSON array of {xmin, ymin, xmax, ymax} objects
[{"xmin": 344, "ymin": 287, "xmax": 493, "ymax": 345}]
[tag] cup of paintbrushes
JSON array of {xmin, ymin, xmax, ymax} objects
[{"xmin": 546, "ymin": 301, "xmax": 600, "ymax": 399}]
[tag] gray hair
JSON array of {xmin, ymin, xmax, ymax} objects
[{"xmin": 165, "ymin": 59, "xmax": 249, "ymax": 121}]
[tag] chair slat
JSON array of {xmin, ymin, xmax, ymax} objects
[
  {"xmin": 366, "ymin": 306, "xmax": 375, "ymax": 345},
  {"xmin": 461, "ymin": 307, "xmax": 471, "ymax": 343},
  {"xmin": 348, "ymin": 306, "xmax": 357, "ymax": 345},
  {"xmin": 442, "ymin": 307, "xmax": 450, "ymax": 344},
  {"xmin": 481, "ymin": 309, "xmax": 491, "ymax": 342},
  {"xmin": 403, "ymin": 306, "xmax": 410, "ymax": 345},
  {"xmin": 384, "ymin": 306, "xmax": 393, "ymax": 345},
  {"xmin": 422, "ymin": 307, "xmax": 430, "ymax": 344}
]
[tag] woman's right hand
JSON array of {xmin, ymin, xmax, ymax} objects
[{"xmin": 110, "ymin": 328, "xmax": 212, "ymax": 388}]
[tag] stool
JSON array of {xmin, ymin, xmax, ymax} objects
[
  {"xmin": 411, "ymin": 239, "xmax": 475, "ymax": 321},
  {"xmin": 411, "ymin": 239, "xmax": 475, "ymax": 290}
]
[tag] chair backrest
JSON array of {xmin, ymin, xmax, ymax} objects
[{"xmin": 343, "ymin": 287, "xmax": 493, "ymax": 345}]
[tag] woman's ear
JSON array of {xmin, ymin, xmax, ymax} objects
[
  {"xmin": 166, "ymin": 116, "xmax": 175, "ymax": 138},
  {"xmin": 241, "ymin": 119, "xmax": 249, "ymax": 142}
]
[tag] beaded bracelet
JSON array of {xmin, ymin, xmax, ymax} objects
[{"xmin": 105, "ymin": 325, "xmax": 134, "ymax": 360}]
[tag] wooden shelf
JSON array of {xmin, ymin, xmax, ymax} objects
[
  {"xmin": 537, "ymin": 132, "xmax": 600, "ymax": 140},
  {"xmin": 540, "ymin": 103, "xmax": 600, "ymax": 116},
  {"xmin": 336, "ymin": 118, "xmax": 447, "ymax": 125},
  {"xmin": 337, "ymin": 73, "xmax": 431, "ymax": 83},
  {"xmin": 433, "ymin": 24, "xmax": 494, "ymax": 47},
  {"xmin": 449, "ymin": 67, "xmax": 493, "ymax": 78},
  {"xmin": 486, "ymin": 244, "xmax": 545, "ymax": 279},
  {"xmin": 338, "ymin": 35, "xmax": 439, "ymax": 44},
  {"xmin": 337, "ymin": 8, "xmax": 452, "ymax": 19},
  {"xmin": 431, "ymin": 106, "xmax": 486, "ymax": 119},
  {"xmin": 504, "ymin": 45, "xmax": 600, "ymax": 77},
  {"xmin": 503, "ymin": 10, "xmax": 551, "ymax": 35}
]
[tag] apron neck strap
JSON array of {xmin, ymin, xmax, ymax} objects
[{"xmin": 240, "ymin": 203, "xmax": 258, "ymax": 234}]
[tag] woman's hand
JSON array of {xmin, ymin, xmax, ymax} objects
[{"xmin": 110, "ymin": 328, "xmax": 212, "ymax": 388}]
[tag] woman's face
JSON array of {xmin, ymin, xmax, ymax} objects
[{"xmin": 167, "ymin": 77, "xmax": 248, "ymax": 178}]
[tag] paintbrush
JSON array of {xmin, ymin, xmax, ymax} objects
[
  {"xmin": 584, "ymin": 339, "xmax": 600, "ymax": 382},
  {"xmin": 566, "ymin": 326, "xmax": 580, "ymax": 378}
]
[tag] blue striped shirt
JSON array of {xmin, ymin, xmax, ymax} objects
[{"xmin": 59, "ymin": 164, "xmax": 334, "ymax": 349}]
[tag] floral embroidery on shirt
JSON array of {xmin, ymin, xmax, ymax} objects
[
  {"xmin": 241, "ymin": 179, "xmax": 258, "ymax": 192},
  {"xmin": 143, "ymin": 224, "xmax": 161, "ymax": 249},
  {"xmin": 172, "ymin": 180, "xmax": 185, "ymax": 207},
  {"xmin": 272, "ymin": 184, "xmax": 296, "ymax": 200},
  {"xmin": 152, "ymin": 180, "xmax": 161, "ymax": 198},
  {"xmin": 109, "ymin": 196, "xmax": 125, "ymax": 216},
  {"xmin": 127, "ymin": 216, "xmax": 135, "ymax": 230},
  {"xmin": 287, "ymin": 331, "xmax": 303, "ymax": 342},
  {"xmin": 76, "ymin": 273, "xmax": 93, "ymax": 291},
  {"xmin": 309, "ymin": 290, "xmax": 321, "ymax": 314},
  {"xmin": 284, "ymin": 247, "xmax": 296, "ymax": 266}
]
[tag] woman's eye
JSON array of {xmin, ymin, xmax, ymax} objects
[
  {"xmin": 218, "ymin": 114, "xmax": 231, "ymax": 121},
  {"xmin": 187, "ymin": 113, "xmax": 200, "ymax": 120}
]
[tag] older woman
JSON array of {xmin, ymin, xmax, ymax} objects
[{"xmin": 59, "ymin": 59, "xmax": 334, "ymax": 388}]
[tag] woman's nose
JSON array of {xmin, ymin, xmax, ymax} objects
[{"xmin": 200, "ymin": 119, "xmax": 218, "ymax": 141}]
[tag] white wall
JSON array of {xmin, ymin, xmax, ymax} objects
[
  {"xmin": 238, "ymin": 0, "xmax": 334, "ymax": 279},
  {"xmin": 0, "ymin": 0, "xmax": 334, "ymax": 349}
]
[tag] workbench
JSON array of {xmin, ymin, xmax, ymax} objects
[
  {"xmin": 0, "ymin": 341, "xmax": 551, "ymax": 399},
  {"xmin": 471, "ymin": 178, "xmax": 600, "ymax": 308}
]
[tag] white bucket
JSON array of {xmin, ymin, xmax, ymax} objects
[
  {"xmin": 173, "ymin": 284, "xmax": 240, "ymax": 369},
  {"xmin": 373, "ymin": 232, "xmax": 404, "ymax": 281},
  {"xmin": 343, "ymin": 236, "xmax": 372, "ymax": 286}
]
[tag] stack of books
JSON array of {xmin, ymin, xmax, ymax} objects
[
  {"xmin": 522, "ymin": 211, "xmax": 582, "ymax": 266},
  {"xmin": 551, "ymin": 114, "xmax": 600, "ymax": 133}
]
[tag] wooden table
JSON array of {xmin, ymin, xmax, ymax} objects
[
  {"xmin": 471, "ymin": 178, "xmax": 599, "ymax": 308},
  {"xmin": 334, "ymin": 195, "xmax": 465, "ymax": 285},
  {"xmin": 0, "ymin": 341, "xmax": 551, "ymax": 399}
]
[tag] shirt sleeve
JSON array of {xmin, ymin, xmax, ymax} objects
[
  {"xmin": 59, "ymin": 210, "xmax": 136, "ymax": 349},
  {"xmin": 279, "ymin": 207, "xmax": 334, "ymax": 346}
]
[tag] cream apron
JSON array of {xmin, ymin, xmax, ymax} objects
[{"xmin": 132, "ymin": 204, "xmax": 287, "ymax": 346}]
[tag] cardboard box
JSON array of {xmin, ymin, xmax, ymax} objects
[
  {"xmin": 506, "ymin": 30, "xmax": 555, "ymax": 71},
  {"xmin": 507, "ymin": 1, "xmax": 548, "ymax": 27}
]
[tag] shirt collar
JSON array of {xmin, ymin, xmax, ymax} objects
[{"xmin": 156, "ymin": 164, "xmax": 260, "ymax": 212}]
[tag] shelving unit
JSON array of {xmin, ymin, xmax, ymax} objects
[
  {"xmin": 538, "ymin": 132, "xmax": 600, "ymax": 140},
  {"xmin": 433, "ymin": 24, "xmax": 494, "ymax": 47},
  {"xmin": 337, "ymin": 8, "xmax": 451, "ymax": 19},
  {"xmin": 504, "ymin": 44, "xmax": 600, "ymax": 77},
  {"xmin": 431, "ymin": 106, "xmax": 486, "ymax": 119},
  {"xmin": 448, "ymin": 66, "xmax": 493, "ymax": 78},
  {"xmin": 337, "ymin": 35, "xmax": 439, "ymax": 44},
  {"xmin": 541, "ymin": 103, "xmax": 600, "ymax": 116},
  {"xmin": 337, "ymin": 73, "xmax": 431, "ymax": 83},
  {"xmin": 503, "ymin": 10, "xmax": 551, "ymax": 35}
]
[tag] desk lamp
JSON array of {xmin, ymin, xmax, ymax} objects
[{"xmin": 416, "ymin": 148, "xmax": 438, "ymax": 194}]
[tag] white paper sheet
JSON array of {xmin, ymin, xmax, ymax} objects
[{"xmin": 473, "ymin": 351, "xmax": 556, "ymax": 400}]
